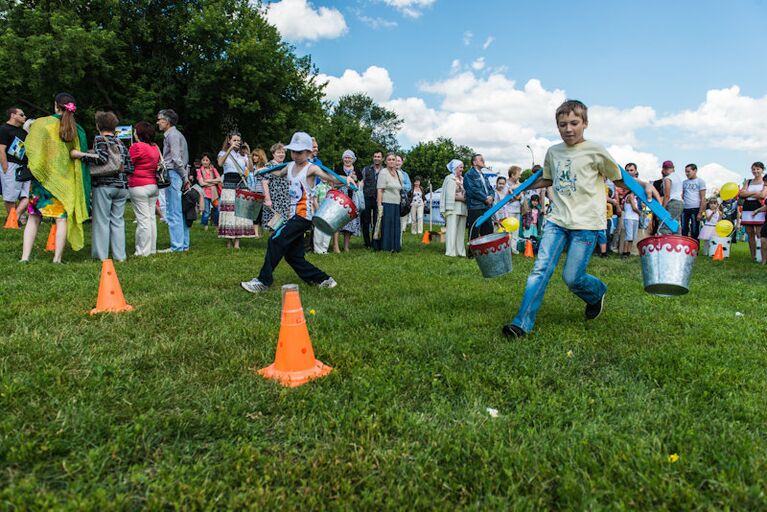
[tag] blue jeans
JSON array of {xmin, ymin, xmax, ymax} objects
[
  {"xmin": 511, "ymin": 222, "xmax": 607, "ymax": 333},
  {"xmin": 201, "ymin": 197, "xmax": 219, "ymax": 226},
  {"xmin": 165, "ymin": 171, "xmax": 189, "ymax": 251}
]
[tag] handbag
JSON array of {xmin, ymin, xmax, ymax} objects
[
  {"xmin": 353, "ymin": 188, "xmax": 366, "ymax": 212},
  {"xmin": 15, "ymin": 164, "xmax": 32, "ymax": 182},
  {"xmin": 396, "ymin": 172, "xmax": 411, "ymax": 217},
  {"xmin": 154, "ymin": 145, "xmax": 171, "ymax": 189},
  {"xmin": 89, "ymin": 137, "xmax": 125, "ymax": 177}
]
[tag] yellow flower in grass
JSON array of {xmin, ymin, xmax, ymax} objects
[
  {"xmin": 309, "ymin": 309, "xmax": 316, "ymax": 316},
  {"xmin": 566, "ymin": 350, "xmax": 574, "ymax": 358},
  {"xmin": 668, "ymin": 453, "xmax": 679, "ymax": 463}
]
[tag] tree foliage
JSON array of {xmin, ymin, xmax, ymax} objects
[
  {"xmin": 315, "ymin": 93, "xmax": 402, "ymax": 168},
  {"xmin": 403, "ymin": 137, "xmax": 475, "ymax": 189},
  {"xmin": 0, "ymin": 0, "xmax": 328, "ymax": 155}
]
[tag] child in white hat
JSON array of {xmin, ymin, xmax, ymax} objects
[{"xmin": 241, "ymin": 132, "xmax": 353, "ymax": 292}]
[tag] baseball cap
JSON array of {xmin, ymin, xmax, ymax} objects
[
  {"xmin": 285, "ymin": 132, "xmax": 313, "ymax": 152},
  {"xmin": 662, "ymin": 160, "xmax": 674, "ymax": 169}
]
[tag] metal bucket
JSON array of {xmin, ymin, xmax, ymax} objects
[
  {"xmin": 637, "ymin": 235, "xmax": 698, "ymax": 296},
  {"xmin": 469, "ymin": 232, "xmax": 512, "ymax": 278},
  {"xmin": 313, "ymin": 190, "xmax": 358, "ymax": 235},
  {"xmin": 266, "ymin": 209, "xmax": 285, "ymax": 231},
  {"xmin": 234, "ymin": 190, "xmax": 264, "ymax": 221}
]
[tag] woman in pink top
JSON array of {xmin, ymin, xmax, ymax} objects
[{"xmin": 128, "ymin": 121, "xmax": 161, "ymax": 256}]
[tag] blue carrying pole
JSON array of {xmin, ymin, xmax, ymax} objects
[
  {"xmin": 256, "ymin": 162, "xmax": 289, "ymax": 176},
  {"xmin": 476, "ymin": 169, "xmax": 544, "ymax": 227},
  {"xmin": 618, "ymin": 165, "xmax": 679, "ymax": 233},
  {"xmin": 314, "ymin": 162, "xmax": 359, "ymax": 192}
]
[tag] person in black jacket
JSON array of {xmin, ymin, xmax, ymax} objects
[{"xmin": 360, "ymin": 150, "xmax": 384, "ymax": 248}]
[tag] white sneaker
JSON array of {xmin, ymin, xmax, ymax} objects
[
  {"xmin": 318, "ymin": 277, "xmax": 337, "ymax": 289},
  {"xmin": 156, "ymin": 248, "xmax": 173, "ymax": 254},
  {"xmin": 241, "ymin": 278, "xmax": 269, "ymax": 293}
]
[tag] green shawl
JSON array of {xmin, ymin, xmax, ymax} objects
[{"xmin": 25, "ymin": 115, "xmax": 91, "ymax": 251}]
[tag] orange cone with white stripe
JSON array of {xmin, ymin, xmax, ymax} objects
[{"xmin": 258, "ymin": 284, "xmax": 332, "ymax": 387}]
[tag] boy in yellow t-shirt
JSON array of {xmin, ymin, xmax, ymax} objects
[{"xmin": 503, "ymin": 100, "xmax": 658, "ymax": 338}]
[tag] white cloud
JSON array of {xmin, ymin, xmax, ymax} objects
[
  {"xmin": 482, "ymin": 36, "xmax": 495, "ymax": 50},
  {"xmin": 471, "ymin": 57, "xmax": 485, "ymax": 71},
  {"xmin": 657, "ymin": 86, "xmax": 767, "ymax": 151},
  {"xmin": 450, "ymin": 59, "xmax": 461, "ymax": 74},
  {"xmin": 358, "ymin": 14, "xmax": 398, "ymax": 29},
  {"xmin": 265, "ymin": 0, "xmax": 347, "ymax": 42},
  {"xmin": 463, "ymin": 31, "xmax": 473, "ymax": 46},
  {"xmin": 698, "ymin": 163, "xmax": 744, "ymax": 191},
  {"xmin": 588, "ymin": 105, "xmax": 656, "ymax": 147},
  {"xmin": 606, "ymin": 145, "xmax": 661, "ymax": 181},
  {"xmin": 382, "ymin": 0, "xmax": 435, "ymax": 18},
  {"xmin": 316, "ymin": 66, "xmax": 394, "ymax": 103}
]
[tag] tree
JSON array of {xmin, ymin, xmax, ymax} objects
[
  {"xmin": 314, "ymin": 94, "xmax": 402, "ymax": 168},
  {"xmin": 403, "ymin": 138, "xmax": 475, "ymax": 189},
  {"xmin": 0, "ymin": 0, "xmax": 327, "ymax": 156}
]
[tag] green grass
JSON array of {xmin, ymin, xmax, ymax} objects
[{"xmin": 2, "ymin": 208, "xmax": 767, "ymax": 510}]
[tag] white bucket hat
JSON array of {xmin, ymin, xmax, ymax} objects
[{"xmin": 285, "ymin": 132, "xmax": 313, "ymax": 152}]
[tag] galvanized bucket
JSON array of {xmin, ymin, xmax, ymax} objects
[
  {"xmin": 469, "ymin": 232, "xmax": 513, "ymax": 278},
  {"xmin": 266, "ymin": 208, "xmax": 285, "ymax": 231},
  {"xmin": 637, "ymin": 235, "xmax": 698, "ymax": 296},
  {"xmin": 313, "ymin": 190, "xmax": 358, "ymax": 235}
]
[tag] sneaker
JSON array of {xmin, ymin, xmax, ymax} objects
[
  {"xmin": 585, "ymin": 293, "xmax": 605, "ymax": 321},
  {"xmin": 502, "ymin": 324, "xmax": 526, "ymax": 338},
  {"xmin": 318, "ymin": 277, "xmax": 337, "ymax": 289},
  {"xmin": 156, "ymin": 248, "xmax": 173, "ymax": 254},
  {"xmin": 241, "ymin": 278, "xmax": 269, "ymax": 293}
]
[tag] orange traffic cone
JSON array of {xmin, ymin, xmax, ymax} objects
[
  {"xmin": 89, "ymin": 259, "xmax": 134, "ymax": 315},
  {"xmin": 524, "ymin": 239, "xmax": 534, "ymax": 258},
  {"xmin": 258, "ymin": 284, "xmax": 332, "ymax": 387},
  {"xmin": 45, "ymin": 224, "xmax": 57, "ymax": 251},
  {"xmin": 421, "ymin": 231, "xmax": 430, "ymax": 245},
  {"xmin": 712, "ymin": 243, "xmax": 724, "ymax": 261},
  {"xmin": 4, "ymin": 207, "xmax": 19, "ymax": 229}
]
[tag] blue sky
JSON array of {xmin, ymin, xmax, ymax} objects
[{"xmin": 266, "ymin": 0, "xmax": 767, "ymax": 185}]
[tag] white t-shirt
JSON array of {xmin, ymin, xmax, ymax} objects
[
  {"xmin": 623, "ymin": 196, "xmax": 640, "ymax": 221},
  {"xmin": 665, "ymin": 171, "xmax": 683, "ymax": 201},
  {"xmin": 218, "ymin": 150, "xmax": 248, "ymax": 176},
  {"xmin": 683, "ymin": 177, "xmax": 706, "ymax": 208},
  {"xmin": 542, "ymin": 140, "xmax": 621, "ymax": 230}
]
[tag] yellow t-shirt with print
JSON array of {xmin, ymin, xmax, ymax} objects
[
  {"xmin": 542, "ymin": 140, "xmax": 621, "ymax": 230},
  {"xmin": 605, "ymin": 185, "xmax": 613, "ymax": 220}
]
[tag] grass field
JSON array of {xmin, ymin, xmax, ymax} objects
[{"xmin": 2, "ymin": 208, "xmax": 767, "ymax": 510}]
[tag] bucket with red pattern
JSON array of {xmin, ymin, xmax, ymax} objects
[
  {"xmin": 313, "ymin": 190, "xmax": 358, "ymax": 235},
  {"xmin": 469, "ymin": 232, "xmax": 512, "ymax": 278},
  {"xmin": 636, "ymin": 235, "xmax": 699, "ymax": 296}
]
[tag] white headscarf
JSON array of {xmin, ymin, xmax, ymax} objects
[
  {"xmin": 342, "ymin": 149, "xmax": 357, "ymax": 163},
  {"xmin": 446, "ymin": 159, "xmax": 464, "ymax": 174}
]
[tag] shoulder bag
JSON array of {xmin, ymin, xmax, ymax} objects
[
  {"xmin": 89, "ymin": 137, "xmax": 125, "ymax": 177},
  {"xmin": 397, "ymin": 172, "xmax": 411, "ymax": 217},
  {"xmin": 155, "ymin": 144, "xmax": 171, "ymax": 189}
]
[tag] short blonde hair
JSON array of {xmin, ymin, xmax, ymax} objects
[
  {"xmin": 508, "ymin": 165, "xmax": 522, "ymax": 178},
  {"xmin": 555, "ymin": 99, "xmax": 588, "ymax": 123},
  {"xmin": 270, "ymin": 142, "xmax": 285, "ymax": 154}
]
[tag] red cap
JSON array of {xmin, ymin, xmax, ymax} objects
[{"xmin": 662, "ymin": 160, "xmax": 674, "ymax": 169}]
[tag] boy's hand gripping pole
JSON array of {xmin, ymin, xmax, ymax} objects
[{"xmin": 619, "ymin": 165, "xmax": 679, "ymax": 234}]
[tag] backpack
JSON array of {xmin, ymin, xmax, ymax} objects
[{"xmin": 90, "ymin": 137, "xmax": 125, "ymax": 178}]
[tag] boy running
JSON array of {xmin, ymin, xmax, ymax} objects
[
  {"xmin": 240, "ymin": 132, "xmax": 352, "ymax": 293},
  {"xmin": 503, "ymin": 100, "xmax": 657, "ymax": 337}
]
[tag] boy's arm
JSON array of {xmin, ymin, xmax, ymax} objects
[
  {"xmin": 697, "ymin": 187, "xmax": 707, "ymax": 219},
  {"xmin": 309, "ymin": 164, "xmax": 349, "ymax": 187},
  {"xmin": 614, "ymin": 178, "xmax": 659, "ymax": 203}
]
